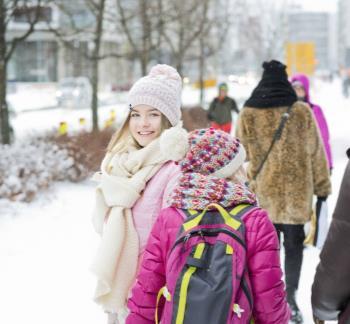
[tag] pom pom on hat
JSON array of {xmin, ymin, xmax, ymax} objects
[
  {"xmin": 160, "ymin": 122, "xmax": 189, "ymax": 161},
  {"xmin": 149, "ymin": 64, "xmax": 182, "ymax": 82}
]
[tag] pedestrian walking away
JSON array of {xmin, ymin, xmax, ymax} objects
[
  {"xmin": 126, "ymin": 128, "xmax": 290, "ymax": 324},
  {"xmin": 90, "ymin": 64, "xmax": 185, "ymax": 324},
  {"xmin": 236, "ymin": 60, "xmax": 332, "ymax": 324}
]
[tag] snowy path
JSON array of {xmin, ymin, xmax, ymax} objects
[
  {"xmin": 0, "ymin": 79, "xmax": 349, "ymax": 324},
  {"xmin": 0, "ymin": 181, "xmax": 105, "ymax": 324}
]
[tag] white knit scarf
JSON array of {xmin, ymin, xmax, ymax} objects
[{"xmin": 90, "ymin": 137, "xmax": 167, "ymax": 316}]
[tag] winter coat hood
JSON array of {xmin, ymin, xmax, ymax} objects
[
  {"xmin": 291, "ymin": 73, "xmax": 333, "ymax": 169},
  {"xmin": 291, "ymin": 73, "xmax": 311, "ymax": 103}
]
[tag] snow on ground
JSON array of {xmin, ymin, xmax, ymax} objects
[
  {"xmin": 0, "ymin": 180, "xmax": 105, "ymax": 324},
  {"xmin": 0, "ymin": 78, "xmax": 349, "ymax": 324}
]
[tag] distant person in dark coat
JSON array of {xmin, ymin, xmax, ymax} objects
[
  {"xmin": 312, "ymin": 148, "xmax": 350, "ymax": 324},
  {"xmin": 207, "ymin": 82, "xmax": 239, "ymax": 133}
]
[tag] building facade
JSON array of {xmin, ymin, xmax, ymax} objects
[
  {"xmin": 287, "ymin": 10, "xmax": 334, "ymax": 73},
  {"xmin": 6, "ymin": 1, "xmax": 133, "ymax": 87},
  {"xmin": 338, "ymin": 0, "xmax": 350, "ymax": 69}
]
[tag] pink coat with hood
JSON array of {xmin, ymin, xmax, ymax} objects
[
  {"xmin": 132, "ymin": 161, "xmax": 181, "ymax": 256},
  {"xmin": 126, "ymin": 206, "xmax": 290, "ymax": 324},
  {"xmin": 291, "ymin": 73, "xmax": 333, "ymax": 169}
]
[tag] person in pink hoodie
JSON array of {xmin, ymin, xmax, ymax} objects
[
  {"xmin": 291, "ymin": 73, "xmax": 333, "ymax": 170},
  {"xmin": 90, "ymin": 64, "xmax": 185, "ymax": 324},
  {"xmin": 126, "ymin": 128, "xmax": 290, "ymax": 324}
]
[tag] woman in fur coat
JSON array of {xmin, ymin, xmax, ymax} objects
[{"xmin": 236, "ymin": 60, "xmax": 331, "ymax": 324}]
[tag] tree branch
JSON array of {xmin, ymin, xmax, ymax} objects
[
  {"xmin": 4, "ymin": 0, "xmax": 19, "ymax": 26},
  {"xmin": 5, "ymin": 0, "xmax": 43, "ymax": 63},
  {"xmin": 115, "ymin": 0, "xmax": 138, "ymax": 54}
]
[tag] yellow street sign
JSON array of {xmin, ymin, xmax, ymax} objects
[
  {"xmin": 193, "ymin": 78, "xmax": 217, "ymax": 89},
  {"xmin": 285, "ymin": 42, "xmax": 316, "ymax": 76}
]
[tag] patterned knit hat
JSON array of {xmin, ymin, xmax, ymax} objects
[
  {"xmin": 178, "ymin": 128, "xmax": 246, "ymax": 178},
  {"xmin": 128, "ymin": 64, "xmax": 182, "ymax": 126}
]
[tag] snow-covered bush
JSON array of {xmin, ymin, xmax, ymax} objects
[
  {"xmin": 0, "ymin": 129, "xmax": 114, "ymax": 202},
  {"xmin": 51, "ymin": 129, "xmax": 114, "ymax": 174}
]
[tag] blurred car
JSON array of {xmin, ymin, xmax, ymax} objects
[{"xmin": 56, "ymin": 77, "xmax": 92, "ymax": 108}]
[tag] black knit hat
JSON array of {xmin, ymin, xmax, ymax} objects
[{"xmin": 244, "ymin": 60, "xmax": 297, "ymax": 108}]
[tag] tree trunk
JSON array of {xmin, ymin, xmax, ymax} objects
[
  {"xmin": 91, "ymin": 56, "xmax": 99, "ymax": 132},
  {"xmin": 91, "ymin": 0, "xmax": 106, "ymax": 132},
  {"xmin": 140, "ymin": 0, "xmax": 149, "ymax": 76},
  {"xmin": 140, "ymin": 56, "xmax": 148, "ymax": 75},
  {"xmin": 176, "ymin": 53, "xmax": 184, "ymax": 77},
  {"xmin": 0, "ymin": 0, "xmax": 10, "ymax": 144},
  {"xmin": 0, "ymin": 63, "xmax": 9, "ymax": 144}
]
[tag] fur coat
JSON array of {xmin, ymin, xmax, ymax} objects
[{"xmin": 236, "ymin": 101, "xmax": 331, "ymax": 224}]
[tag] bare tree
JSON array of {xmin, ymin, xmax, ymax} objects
[
  {"xmin": 238, "ymin": 0, "xmax": 291, "ymax": 69},
  {"xmin": 114, "ymin": 0, "xmax": 230, "ymax": 81},
  {"xmin": 115, "ymin": 0, "xmax": 165, "ymax": 75},
  {"xmin": 159, "ymin": 0, "xmax": 211, "ymax": 75},
  {"xmin": 46, "ymin": 0, "xmax": 126, "ymax": 131},
  {"xmin": 0, "ymin": 0, "xmax": 43, "ymax": 144},
  {"xmin": 89, "ymin": 0, "xmax": 106, "ymax": 131},
  {"xmin": 196, "ymin": 0, "xmax": 232, "ymax": 105}
]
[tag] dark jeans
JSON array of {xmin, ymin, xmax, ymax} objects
[{"xmin": 274, "ymin": 224, "xmax": 305, "ymax": 292}]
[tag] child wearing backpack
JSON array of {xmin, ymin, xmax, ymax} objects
[{"xmin": 126, "ymin": 128, "xmax": 290, "ymax": 324}]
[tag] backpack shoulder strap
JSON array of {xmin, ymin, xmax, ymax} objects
[
  {"xmin": 183, "ymin": 203, "xmax": 242, "ymax": 232},
  {"xmin": 229, "ymin": 204, "xmax": 255, "ymax": 219},
  {"xmin": 183, "ymin": 209, "xmax": 200, "ymax": 218},
  {"xmin": 229, "ymin": 204, "xmax": 255, "ymax": 236}
]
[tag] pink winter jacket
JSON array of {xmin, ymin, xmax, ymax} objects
[
  {"xmin": 132, "ymin": 161, "xmax": 181, "ymax": 257},
  {"xmin": 126, "ymin": 206, "xmax": 290, "ymax": 324}
]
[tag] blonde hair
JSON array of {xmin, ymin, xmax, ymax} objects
[{"xmin": 106, "ymin": 112, "xmax": 172, "ymax": 153}]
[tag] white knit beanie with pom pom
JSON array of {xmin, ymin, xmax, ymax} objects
[{"xmin": 128, "ymin": 64, "xmax": 182, "ymax": 126}]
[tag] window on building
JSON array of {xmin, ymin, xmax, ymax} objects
[
  {"xmin": 13, "ymin": 5, "xmax": 52, "ymax": 23},
  {"xmin": 8, "ymin": 41, "xmax": 58, "ymax": 82}
]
